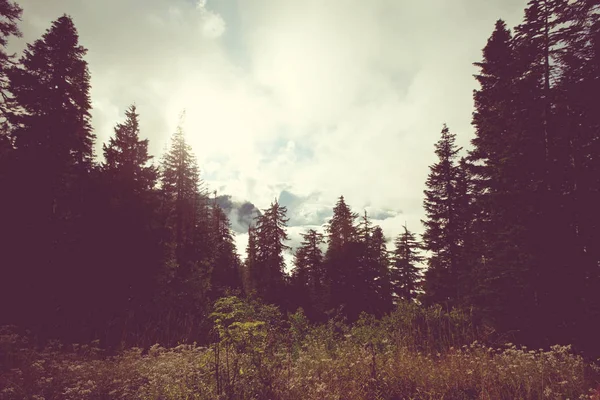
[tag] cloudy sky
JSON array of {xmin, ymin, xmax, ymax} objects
[{"xmin": 9, "ymin": 0, "xmax": 528, "ymax": 261}]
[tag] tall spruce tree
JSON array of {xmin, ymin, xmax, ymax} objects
[
  {"xmin": 291, "ymin": 229, "xmax": 326, "ymax": 318},
  {"xmin": 324, "ymin": 196, "xmax": 360, "ymax": 319},
  {"xmin": 391, "ymin": 225, "xmax": 424, "ymax": 302},
  {"xmin": 421, "ymin": 125, "xmax": 470, "ymax": 309},
  {"xmin": 469, "ymin": 19, "xmax": 541, "ymax": 337},
  {"xmin": 1, "ymin": 15, "xmax": 94, "ymax": 341},
  {"xmin": 157, "ymin": 123, "xmax": 211, "ymax": 345},
  {"xmin": 251, "ymin": 200, "xmax": 290, "ymax": 306},
  {"xmin": 551, "ymin": 0, "xmax": 600, "ymax": 353},
  {"xmin": 368, "ymin": 225, "xmax": 393, "ymax": 315},
  {"xmin": 0, "ymin": 0, "xmax": 23, "ymax": 327},
  {"xmin": 354, "ymin": 212, "xmax": 392, "ymax": 316},
  {"xmin": 84, "ymin": 104, "xmax": 160, "ymax": 347},
  {"xmin": 0, "ymin": 0, "xmax": 21, "ymax": 139},
  {"xmin": 244, "ymin": 225, "xmax": 258, "ymax": 296},
  {"xmin": 209, "ymin": 199, "xmax": 242, "ymax": 299},
  {"xmin": 103, "ymin": 104, "xmax": 157, "ymax": 192}
]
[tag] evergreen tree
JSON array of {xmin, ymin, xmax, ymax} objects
[
  {"xmin": 369, "ymin": 225, "xmax": 393, "ymax": 315},
  {"xmin": 102, "ymin": 104, "xmax": 157, "ymax": 192},
  {"xmin": 0, "ymin": 0, "xmax": 21, "ymax": 139},
  {"xmin": 244, "ymin": 225, "xmax": 258, "ymax": 296},
  {"xmin": 324, "ymin": 196, "xmax": 359, "ymax": 319},
  {"xmin": 421, "ymin": 125, "xmax": 470, "ymax": 309},
  {"xmin": 0, "ymin": 0, "xmax": 22, "ymax": 331},
  {"xmin": 251, "ymin": 200, "xmax": 290, "ymax": 306},
  {"xmin": 552, "ymin": 0, "xmax": 600, "ymax": 354},
  {"xmin": 80, "ymin": 104, "xmax": 161, "ymax": 347},
  {"xmin": 391, "ymin": 225, "xmax": 424, "ymax": 302},
  {"xmin": 156, "ymin": 123, "xmax": 211, "ymax": 345},
  {"xmin": 1, "ymin": 15, "xmax": 94, "ymax": 341},
  {"xmin": 355, "ymin": 212, "xmax": 392, "ymax": 316},
  {"xmin": 468, "ymin": 19, "xmax": 541, "ymax": 336},
  {"xmin": 291, "ymin": 229, "xmax": 326, "ymax": 318},
  {"xmin": 209, "ymin": 198, "xmax": 242, "ymax": 299}
]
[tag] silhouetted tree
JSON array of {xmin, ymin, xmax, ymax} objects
[
  {"xmin": 0, "ymin": 0, "xmax": 23, "ymax": 326},
  {"xmin": 368, "ymin": 225, "xmax": 393, "ymax": 315},
  {"xmin": 553, "ymin": 0, "xmax": 600, "ymax": 355},
  {"xmin": 1, "ymin": 15, "xmax": 94, "ymax": 341},
  {"xmin": 81, "ymin": 104, "xmax": 160, "ymax": 347},
  {"xmin": 156, "ymin": 123, "xmax": 211, "ymax": 345},
  {"xmin": 0, "ymin": 0, "xmax": 21, "ymax": 137},
  {"xmin": 251, "ymin": 200, "xmax": 290, "ymax": 306},
  {"xmin": 291, "ymin": 229, "xmax": 326, "ymax": 319},
  {"xmin": 421, "ymin": 125, "xmax": 470, "ymax": 309},
  {"xmin": 244, "ymin": 225, "xmax": 258, "ymax": 296},
  {"xmin": 324, "ymin": 196, "xmax": 360, "ymax": 319},
  {"xmin": 209, "ymin": 198, "xmax": 242, "ymax": 299},
  {"xmin": 391, "ymin": 225, "xmax": 423, "ymax": 302}
]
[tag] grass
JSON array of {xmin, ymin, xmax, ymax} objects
[{"xmin": 1, "ymin": 298, "xmax": 599, "ymax": 399}]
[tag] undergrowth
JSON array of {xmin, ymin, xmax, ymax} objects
[{"xmin": 1, "ymin": 297, "xmax": 599, "ymax": 399}]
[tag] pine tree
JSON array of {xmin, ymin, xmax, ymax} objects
[
  {"xmin": 1, "ymin": 15, "xmax": 94, "ymax": 340},
  {"xmin": 354, "ymin": 212, "xmax": 392, "ymax": 316},
  {"xmin": 157, "ymin": 123, "xmax": 211, "ymax": 345},
  {"xmin": 9, "ymin": 15, "xmax": 95, "ymax": 173},
  {"xmin": 160, "ymin": 123, "xmax": 202, "ymax": 268},
  {"xmin": 210, "ymin": 198, "xmax": 242, "ymax": 299},
  {"xmin": 78, "ymin": 104, "xmax": 161, "ymax": 346},
  {"xmin": 252, "ymin": 200, "xmax": 290, "ymax": 306},
  {"xmin": 421, "ymin": 125, "xmax": 469, "ymax": 309},
  {"xmin": 551, "ymin": 0, "xmax": 600, "ymax": 354},
  {"xmin": 468, "ymin": 19, "xmax": 541, "ymax": 336},
  {"xmin": 0, "ymin": 0, "xmax": 21, "ymax": 139},
  {"xmin": 369, "ymin": 225, "xmax": 393, "ymax": 315},
  {"xmin": 391, "ymin": 225, "xmax": 424, "ymax": 302},
  {"xmin": 244, "ymin": 225, "xmax": 258, "ymax": 296},
  {"xmin": 291, "ymin": 229, "xmax": 326, "ymax": 318},
  {"xmin": 102, "ymin": 104, "xmax": 157, "ymax": 193},
  {"xmin": 0, "ymin": 0, "xmax": 22, "ymax": 330},
  {"xmin": 324, "ymin": 196, "xmax": 359, "ymax": 318}
]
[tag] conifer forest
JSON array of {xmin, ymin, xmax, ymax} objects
[{"xmin": 0, "ymin": 0, "xmax": 600, "ymax": 398}]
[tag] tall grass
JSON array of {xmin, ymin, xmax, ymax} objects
[{"xmin": 1, "ymin": 299, "xmax": 599, "ymax": 399}]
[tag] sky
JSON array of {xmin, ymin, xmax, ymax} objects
[{"xmin": 8, "ymin": 0, "xmax": 529, "ymax": 263}]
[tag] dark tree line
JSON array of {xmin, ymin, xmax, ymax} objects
[
  {"xmin": 0, "ymin": 0, "xmax": 598, "ymax": 358},
  {"xmin": 0, "ymin": 9, "xmax": 243, "ymax": 349},
  {"xmin": 421, "ymin": 0, "xmax": 600, "ymax": 357}
]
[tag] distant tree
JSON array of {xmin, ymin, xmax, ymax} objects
[
  {"xmin": 368, "ymin": 225, "xmax": 393, "ymax": 315},
  {"xmin": 324, "ymin": 196, "xmax": 360, "ymax": 319},
  {"xmin": 244, "ymin": 225, "xmax": 258, "ymax": 296},
  {"xmin": 251, "ymin": 200, "xmax": 290, "ymax": 306},
  {"xmin": 209, "ymin": 199, "xmax": 242, "ymax": 299},
  {"xmin": 354, "ymin": 212, "xmax": 392, "ymax": 316},
  {"xmin": 291, "ymin": 229, "xmax": 326, "ymax": 318},
  {"xmin": 156, "ymin": 123, "xmax": 211, "ymax": 345},
  {"xmin": 391, "ymin": 225, "xmax": 424, "ymax": 302}
]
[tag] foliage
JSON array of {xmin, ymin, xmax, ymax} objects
[{"xmin": 1, "ymin": 298, "xmax": 599, "ymax": 400}]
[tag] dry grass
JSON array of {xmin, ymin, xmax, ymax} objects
[{"xmin": 1, "ymin": 300, "xmax": 599, "ymax": 400}]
